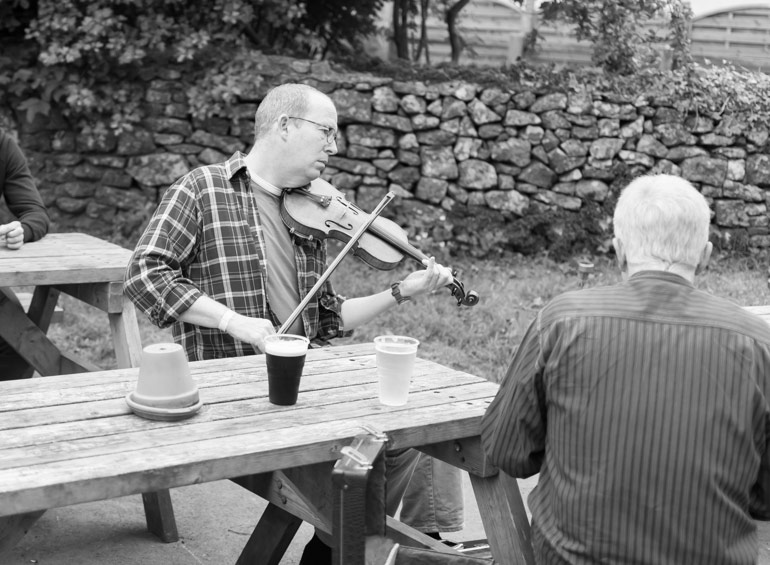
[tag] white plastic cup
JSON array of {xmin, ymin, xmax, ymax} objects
[
  {"xmin": 132, "ymin": 343, "xmax": 199, "ymax": 409},
  {"xmin": 374, "ymin": 335, "xmax": 419, "ymax": 406}
]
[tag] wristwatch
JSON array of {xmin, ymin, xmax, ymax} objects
[{"xmin": 391, "ymin": 281, "xmax": 412, "ymax": 305}]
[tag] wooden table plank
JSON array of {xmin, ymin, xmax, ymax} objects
[
  {"xmin": 0, "ymin": 346, "xmax": 479, "ymax": 415},
  {"xmin": 0, "ymin": 369, "xmax": 480, "ymax": 440},
  {"xmin": 0, "ymin": 357, "xmax": 468, "ymax": 412},
  {"xmin": 0, "ymin": 399, "xmax": 491, "ymax": 518},
  {"xmin": 0, "ymin": 233, "xmax": 133, "ymax": 287},
  {"xmin": 0, "ymin": 347, "xmax": 368, "ymax": 406},
  {"xmin": 0, "ymin": 388, "xmax": 493, "ymax": 479},
  {"xmin": 0, "ymin": 345, "xmax": 374, "ymax": 395},
  {"xmin": 0, "ymin": 374, "xmax": 489, "ymax": 450}
]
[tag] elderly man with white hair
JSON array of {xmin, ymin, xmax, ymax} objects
[{"xmin": 481, "ymin": 174, "xmax": 770, "ymax": 565}]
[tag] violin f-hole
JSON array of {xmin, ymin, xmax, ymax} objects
[{"xmin": 325, "ymin": 219, "xmax": 354, "ymax": 232}]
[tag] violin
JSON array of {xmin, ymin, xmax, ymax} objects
[{"xmin": 280, "ymin": 179, "xmax": 479, "ymax": 307}]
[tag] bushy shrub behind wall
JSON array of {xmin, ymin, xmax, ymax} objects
[{"xmin": 2, "ymin": 49, "xmax": 770, "ymax": 261}]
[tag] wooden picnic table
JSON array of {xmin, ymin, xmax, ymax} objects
[
  {"xmin": 0, "ymin": 232, "xmax": 142, "ymax": 375},
  {"xmin": 0, "ymin": 231, "xmax": 178, "ymax": 541},
  {"xmin": 0, "ymin": 343, "xmax": 533, "ymax": 565}
]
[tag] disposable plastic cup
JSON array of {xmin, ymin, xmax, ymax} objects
[
  {"xmin": 374, "ymin": 335, "xmax": 419, "ymax": 406},
  {"xmin": 264, "ymin": 334, "xmax": 310, "ymax": 406}
]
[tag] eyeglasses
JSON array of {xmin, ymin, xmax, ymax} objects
[{"xmin": 288, "ymin": 116, "xmax": 338, "ymax": 145}]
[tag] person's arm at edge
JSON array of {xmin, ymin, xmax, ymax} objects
[
  {"xmin": 480, "ymin": 314, "xmax": 547, "ymax": 478},
  {"xmin": 2, "ymin": 134, "xmax": 49, "ymax": 242}
]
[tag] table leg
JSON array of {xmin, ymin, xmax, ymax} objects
[
  {"xmin": 0, "ymin": 288, "xmax": 95, "ymax": 377},
  {"xmin": 0, "ymin": 511, "xmax": 45, "ymax": 558},
  {"xmin": 16, "ymin": 287, "xmax": 62, "ymax": 379},
  {"xmin": 25, "ymin": 286, "xmax": 60, "ymax": 331},
  {"xmin": 141, "ymin": 491, "xmax": 179, "ymax": 543},
  {"xmin": 236, "ymin": 502, "xmax": 302, "ymax": 565},
  {"xmin": 417, "ymin": 437, "xmax": 535, "ymax": 565},
  {"xmin": 112, "ymin": 298, "xmax": 179, "ymax": 543},
  {"xmin": 469, "ymin": 471, "xmax": 535, "ymax": 565},
  {"xmin": 108, "ymin": 295, "xmax": 143, "ymax": 369}
]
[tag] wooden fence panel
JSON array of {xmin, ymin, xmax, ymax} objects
[
  {"xmin": 689, "ymin": 7, "xmax": 770, "ymax": 70},
  {"xmin": 423, "ymin": 0, "xmax": 526, "ymax": 65},
  {"xmin": 417, "ymin": 0, "xmax": 770, "ymax": 70}
]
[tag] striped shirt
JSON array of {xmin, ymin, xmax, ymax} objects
[
  {"xmin": 481, "ymin": 271, "xmax": 770, "ymax": 565},
  {"xmin": 124, "ymin": 152, "xmax": 348, "ymax": 361}
]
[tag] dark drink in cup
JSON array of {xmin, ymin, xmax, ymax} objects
[{"xmin": 264, "ymin": 334, "xmax": 309, "ymax": 406}]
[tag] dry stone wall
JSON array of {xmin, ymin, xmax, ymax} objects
[{"xmin": 3, "ymin": 53, "xmax": 770, "ymax": 259}]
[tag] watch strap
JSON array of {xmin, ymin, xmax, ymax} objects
[{"xmin": 390, "ymin": 281, "xmax": 412, "ymax": 305}]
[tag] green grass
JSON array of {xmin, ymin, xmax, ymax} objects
[{"xmin": 43, "ymin": 252, "xmax": 770, "ymax": 384}]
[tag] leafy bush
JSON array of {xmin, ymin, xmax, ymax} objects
[
  {"xmin": 0, "ymin": 0, "xmax": 383, "ymax": 130},
  {"xmin": 3, "ymin": 0, "xmax": 769, "ymax": 134},
  {"xmin": 589, "ymin": 63, "xmax": 770, "ymax": 129},
  {"xmin": 539, "ymin": 0, "xmax": 692, "ymax": 75}
]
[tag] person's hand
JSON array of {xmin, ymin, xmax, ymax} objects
[
  {"xmin": 399, "ymin": 256, "xmax": 454, "ymax": 299},
  {"xmin": 226, "ymin": 314, "xmax": 276, "ymax": 352},
  {"xmin": 0, "ymin": 221, "xmax": 23, "ymax": 250}
]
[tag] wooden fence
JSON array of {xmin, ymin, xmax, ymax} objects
[
  {"xmin": 690, "ymin": 6, "xmax": 770, "ymax": 70},
  {"xmin": 422, "ymin": 0, "xmax": 528, "ymax": 67},
  {"xmin": 420, "ymin": 0, "xmax": 770, "ymax": 71}
]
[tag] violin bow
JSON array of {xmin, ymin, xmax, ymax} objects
[{"xmin": 277, "ymin": 191, "xmax": 396, "ymax": 335}]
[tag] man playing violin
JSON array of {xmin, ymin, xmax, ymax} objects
[{"xmin": 124, "ymin": 83, "xmax": 458, "ymax": 562}]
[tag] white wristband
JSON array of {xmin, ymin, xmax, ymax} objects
[{"xmin": 218, "ymin": 310, "xmax": 235, "ymax": 332}]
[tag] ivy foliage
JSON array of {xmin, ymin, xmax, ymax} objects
[{"xmin": 561, "ymin": 63, "xmax": 770, "ymax": 129}]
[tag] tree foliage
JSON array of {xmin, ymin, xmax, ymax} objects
[
  {"xmin": 0, "ymin": 0, "xmax": 384, "ymax": 131},
  {"xmin": 539, "ymin": 0, "xmax": 692, "ymax": 74}
]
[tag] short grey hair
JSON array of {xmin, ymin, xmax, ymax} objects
[
  {"xmin": 613, "ymin": 174, "xmax": 711, "ymax": 267},
  {"xmin": 253, "ymin": 83, "xmax": 320, "ymax": 140}
]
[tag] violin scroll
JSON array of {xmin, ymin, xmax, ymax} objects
[{"xmin": 447, "ymin": 272, "xmax": 480, "ymax": 307}]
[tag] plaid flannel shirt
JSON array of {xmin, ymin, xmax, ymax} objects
[{"xmin": 124, "ymin": 152, "xmax": 348, "ymax": 361}]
